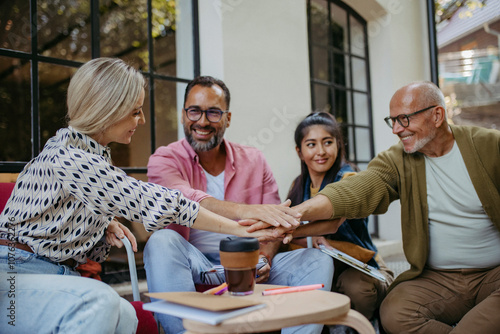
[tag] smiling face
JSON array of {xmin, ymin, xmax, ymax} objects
[
  {"xmin": 97, "ymin": 88, "xmax": 145, "ymax": 146},
  {"xmin": 389, "ymin": 87, "xmax": 437, "ymax": 154},
  {"xmin": 297, "ymin": 125, "xmax": 338, "ymax": 184},
  {"xmin": 182, "ymin": 84, "xmax": 231, "ymax": 152}
]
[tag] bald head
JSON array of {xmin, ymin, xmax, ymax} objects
[{"xmin": 390, "ymin": 81, "xmax": 446, "ymax": 112}]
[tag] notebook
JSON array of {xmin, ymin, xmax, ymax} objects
[
  {"xmin": 143, "ymin": 291, "xmax": 266, "ymax": 325},
  {"xmin": 319, "ymin": 244, "xmax": 387, "ymax": 282}
]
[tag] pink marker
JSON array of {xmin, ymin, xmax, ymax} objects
[{"xmin": 262, "ymin": 284, "xmax": 324, "ymax": 296}]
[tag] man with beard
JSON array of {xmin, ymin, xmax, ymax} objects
[
  {"xmin": 279, "ymin": 81, "xmax": 500, "ymax": 333},
  {"xmin": 143, "ymin": 76, "xmax": 334, "ymax": 334}
]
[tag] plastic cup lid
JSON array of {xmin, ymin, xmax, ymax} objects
[{"xmin": 219, "ymin": 236, "xmax": 259, "ymax": 252}]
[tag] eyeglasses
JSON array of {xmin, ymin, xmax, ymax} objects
[
  {"xmin": 184, "ymin": 107, "xmax": 228, "ymax": 123},
  {"xmin": 384, "ymin": 105, "xmax": 436, "ymax": 128}
]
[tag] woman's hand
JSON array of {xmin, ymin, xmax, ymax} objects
[
  {"xmin": 255, "ymin": 256, "xmax": 271, "ymax": 283},
  {"xmin": 106, "ymin": 218, "xmax": 138, "ymax": 252},
  {"xmin": 237, "ymin": 200, "xmax": 301, "ymax": 229},
  {"xmin": 192, "ymin": 206, "xmax": 294, "ymax": 243},
  {"xmin": 311, "ymin": 236, "xmax": 332, "ymax": 249}
]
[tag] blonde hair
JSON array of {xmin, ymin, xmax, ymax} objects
[{"xmin": 67, "ymin": 58, "xmax": 145, "ymax": 136}]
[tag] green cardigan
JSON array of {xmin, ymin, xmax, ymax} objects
[{"xmin": 319, "ymin": 124, "xmax": 500, "ymax": 289}]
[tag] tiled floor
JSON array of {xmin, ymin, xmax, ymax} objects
[{"xmin": 383, "ymin": 252, "xmax": 410, "ymax": 278}]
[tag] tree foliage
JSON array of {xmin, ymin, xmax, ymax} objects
[{"xmin": 435, "ymin": 0, "xmax": 487, "ymax": 23}]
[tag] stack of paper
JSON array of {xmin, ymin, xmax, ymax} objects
[{"xmin": 143, "ymin": 292, "xmax": 266, "ymax": 325}]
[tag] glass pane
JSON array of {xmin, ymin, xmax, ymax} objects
[
  {"xmin": 311, "ymin": 46, "xmax": 329, "ymax": 81},
  {"xmin": 343, "ymin": 54, "xmax": 351, "ymax": 88},
  {"xmin": 39, "ymin": 62, "xmax": 77, "ymax": 148},
  {"xmin": 154, "ymin": 79, "xmax": 182, "ymax": 148},
  {"xmin": 367, "ymin": 215, "xmax": 376, "ymax": 235},
  {"xmin": 351, "ymin": 57, "xmax": 367, "ymax": 91},
  {"xmin": 100, "ymin": 0, "xmax": 148, "ymax": 71},
  {"xmin": 154, "ymin": 0, "xmax": 193, "ymax": 78},
  {"xmin": 0, "ymin": 0, "xmax": 31, "ymax": 52},
  {"xmin": 0, "ymin": 56, "xmax": 31, "ymax": 161},
  {"xmin": 353, "ymin": 92, "xmax": 369, "ymax": 126},
  {"xmin": 309, "ymin": 0, "xmax": 329, "ymax": 46},
  {"xmin": 38, "ymin": 0, "xmax": 91, "ymax": 62},
  {"xmin": 333, "ymin": 88, "xmax": 348, "ymax": 122},
  {"xmin": 355, "ymin": 127, "xmax": 372, "ymax": 161},
  {"xmin": 330, "ymin": 2, "xmax": 347, "ymax": 52},
  {"xmin": 333, "ymin": 51, "xmax": 346, "ymax": 85},
  {"xmin": 350, "ymin": 15, "xmax": 365, "ymax": 57},
  {"xmin": 347, "ymin": 125, "xmax": 355, "ymax": 162},
  {"xmin": 357, "ymin": 162, "xmax": 368, "ymax": 171},
  {"xmin": 313, "ymin": 84, "xmax": 331, "ymax": 113},
  {"xmin": 154, "ymin": 26, "xmax": 177, "ymax": 76}
]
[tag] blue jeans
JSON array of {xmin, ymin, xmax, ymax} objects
[
  {"xmin": 0, "ymin": 245, "xmax": 138, "ymax": 334},
  {"xmin": 144, "ymin": 229, "xmax": 334, "ymax": 334}
]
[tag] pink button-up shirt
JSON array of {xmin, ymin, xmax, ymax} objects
[{"xmin": 147, "ymin": 138, "xmax": 281, "ymax": 238}]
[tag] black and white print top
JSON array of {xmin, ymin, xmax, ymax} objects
[{"xmin": 0, "ymin": 127, "xmax": 199, "ymax": 264}]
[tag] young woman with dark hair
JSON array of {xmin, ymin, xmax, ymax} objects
[{"xmin": 287, "ymin": 112, "xmax": 394, "ymax": 324}]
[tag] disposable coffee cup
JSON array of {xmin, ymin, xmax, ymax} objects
[{"xmin": 219, "ymin": 237, "xmax": 259, "ymax": 296}]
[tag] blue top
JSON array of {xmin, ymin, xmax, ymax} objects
[{"xmin": 303, "ymin": 163, "xmax": 379, "ymax": 268}]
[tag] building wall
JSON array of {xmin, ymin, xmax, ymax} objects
[{"xmin": 198, "ymin": 0, "xmax": 432, "ymax": 241}]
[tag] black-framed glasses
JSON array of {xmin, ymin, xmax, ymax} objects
[
  {"xmin": 184, "ymin": 107, "xmax": 228, "ymax": 123},
  {"xmin": 384, "ymin": 105, "xmax": 437, "ymax": 128}
]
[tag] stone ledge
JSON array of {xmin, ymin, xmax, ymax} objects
[{"xmin": 373, "ymin": 239, "xmax": 403, "ymax": 258}]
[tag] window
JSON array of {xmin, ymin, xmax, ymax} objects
[
  {"xmin": 307, "ymin": 0, "xmax": 374, "ymax": 170},
  {"xmin": 0, "ymin": 0, "xmax": 200, "ymax": 179},
  {"xmin": 308, "ymin": 0, "xmax": 377, "ymax": 235}
]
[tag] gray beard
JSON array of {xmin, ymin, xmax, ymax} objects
[
  {"xmin": 184, "ymin": 127, "xmax": 225, "ymax": 152},
  {"xmin": 403, "ymin": 128, "xmax": 437, "ymax": 154}
]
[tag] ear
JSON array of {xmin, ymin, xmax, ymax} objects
[
  {"xmin": 226, "ymin": 112, "xmax": 231, "ymax": 128},
  {"xmin": 434, "ymin": 106, "xmax": 446, "ymax": 127},
  {"xmin": 296, "ymin": 146, "xmax": 303, "ymax": 160}
]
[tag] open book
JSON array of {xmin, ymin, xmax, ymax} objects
[
  {"xmin": 143, "ymin": 292, "xmax": 266, "ymax": 325},
  {"xmin": 319, "ymin": 244, "xmax": 386, "ymax": 282}
]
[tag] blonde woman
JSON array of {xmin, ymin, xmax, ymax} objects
[{"xmin": 0, "ymin": 58, "xmax": 291, "ymax": 334}]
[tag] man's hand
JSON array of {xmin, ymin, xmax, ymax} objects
[
  {"xmin": 256, "ymin": 256, "xmax": 271, "ymax": 283},
  {"xmin": 237, "ymin": 199, "xmax": 301, "ymax": 229},
  {"xmin": 106, "ymin": 218, "xmax": 138, "ymax": 252}
]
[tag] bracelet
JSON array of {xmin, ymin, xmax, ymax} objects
[{"xmin": 259, "ymin": 252, "xmax": 272, "ymax": 267}]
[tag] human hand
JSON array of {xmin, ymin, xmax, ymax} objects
[
  {"xmin": 238, "ymin": 199, "xmax": 301, "ymax": 229},
  {"xmin": 256, "ymin": 256, "xmax": 271, "ymax": 283},
  {"xmin": 312, "ymin": 236, "xmax": 332, "ymax": 250},
  {"xmin": 106, "ymin": 218, "xmax": 138, "ymax": 252},
  {"xmin": 235, "ymin": 224, "xmax": 292, "ymax": 243},
  {"xmin": 238, "ymin": 219, "xmax": 295, "ymax": 244}
]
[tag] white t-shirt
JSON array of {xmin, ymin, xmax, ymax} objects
[
  {"xmin": 189, "ymin": 170, "xmax": 233, "ymax": 264},
  {"xmin": 425, "ymin": 141, "xmax": 500, "ymax": 269}
]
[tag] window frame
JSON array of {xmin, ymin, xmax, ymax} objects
[
  {"xmin": 0, "ymin": 0, "xmax": 200, "ymax": 174},
  {"xmin": 307, "ymin": 0, "xmax": 375, "ymax": 168},
  {"xmin": 307, "ymin": 0, "xmax": 377, "ymax": 235}
]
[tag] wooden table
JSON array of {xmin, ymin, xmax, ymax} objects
[{"xmin": 183, "ymin": 284, "xmax": 375, "ymax": 334}]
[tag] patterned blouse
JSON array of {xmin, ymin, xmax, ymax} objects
[{"xmin": 0, "ymin": 127, "xmax": 199, "ymax": 264}]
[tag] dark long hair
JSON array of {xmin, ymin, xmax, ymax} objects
[{"xmin": 287, "ymin": 112, "xmax": 347, "ymax": 206}]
